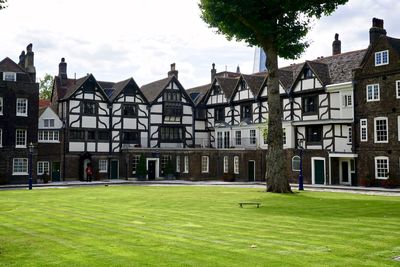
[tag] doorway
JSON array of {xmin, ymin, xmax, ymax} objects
[
  {"xmin": 312, "ymin": 158, "xmax": 325, "ymax": 184},
  {"xmin": 110, "ymin": 160, "xmax": 119, "ymax": 179},
  {"xmin": 52, "ymin": 162, "xmax": 61, "ymax": 181},
  {"xmin": 148, "ymin": 160, "xmax": 156, "ymax": 180},
  {"xmin": 340, "ymin": 160, "xmax": 351, "ymax": 185},
  {"xmin": 248, "ymin": 160, "xmax": 255, "ymax": 181}
]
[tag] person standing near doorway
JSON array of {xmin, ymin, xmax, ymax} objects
[{"xmin": 86, "ymin": 163, "xmax": 93, "ymax": 182}]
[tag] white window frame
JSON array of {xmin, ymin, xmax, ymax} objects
[
  {"xmin": 99, "ymin": 160, "xmax": 108, "ymax": 173},
  {"xmin": 176, "ymin": 156, "xmax": 180, "ymax": 173},
  {"xmin": 13, "ymin": 158, "xmax": 28, "ymax": 175},
  {"xmin": 292, "ymin": 156, "xmax": 301, "ymax": 171},
  {"xmin": 396, "ymin": 81, "xmax": 400, "ymax": 99},
  {"xmin": 360, "ymin": 119, "xmax": 368, "ymax": 142},
  {"xmin": 201, "ymin": 156, "xmax": 209, "ymax": 173},
  {"xmin": 235, "ymin": 131, "xmax": 241, "ymax": 146},
  {"xmin": 374, "ymin": 117, "xmax": 388, "ymax": 143},
  {"xmin": 282, "ymin": 128, "xmax": 286, "ymax": 145},
  {"xmin": 343, "ymin": 94, "xmax": 352, "ymax": 107},
  {"xmin": 348, "ymin": 126, "xmax": 352, "ymax": 144},
  {"xmin": 374, "ymin": 156, "xmax": 389, "ymax": 179},
  {"xmin": 16, "ymin": 98, "xmax": 28, "ymax": 116},
  {"xmin": 131, "ymin": 155, "xmax": 140, "ymax": 174},
  {"xmin": 375, "ymin": 50, "xmax": 389, "ymax": 66},
  {"xmin": 43, "ymin": 119, "xmax": 55, "ymax": 128},
  {"xmin": 37, "ymin": 161, "xmax": 50, "ymax": 175},
  {"xmin": 3, "ymin": 72, "xmax": 16, "ymax": 82},
  {"xmin": 184, "ymin": 156, "xmax": 189, "ymax": 173},
  {"xmin": 0, "ymin": 97, "xmax": 3, "ymax": 115},
  {"xmin": 250, "ymin": 129, "xmax": 256, "ymax": 145},
  {"xmin": 366, "ymin": 84, "xmax": 380, "ymax": 102},
  {"xmin": 234, "ymin": 156, "xmax": 239, "ymax": 174},
  {"xmin": 15, "ymin": 129, "xmax": 27, "ymax": 148},
  {"xmin": 38, "ymin": 130, "xmax": 60, "ymax": 143},
  {"xmin": 223, "ymin": 156, "xmax": 229, "ymax": 173}
]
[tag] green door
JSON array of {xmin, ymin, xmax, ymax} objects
[
  {"xmin": 314, "ymin": 160, "xmax": 325, "ymax": 184},
  {"xmin": 52, "ymin": 162, "xmax": 61, "ymax": 181},
  {"xmin": 110, "ymin": 160, "xmax": 119, "ymax": 179}
]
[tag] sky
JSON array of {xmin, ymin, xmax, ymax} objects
[{"xmin": 1, "ymin": 0, "xmax": 400, "ymax": 88}]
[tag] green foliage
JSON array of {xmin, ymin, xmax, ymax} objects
[
  {"xmin": 199, "ymin": 0, "xmax": 348, "ymax": 59},
  {"xmin": 0, "ymin": 0, "xmax": 7, "ymax": 10},
  {"xmin": 0, "ymin": 187, "xmax": 399, "ymax": 266},
  {"xmin": 135, "ymin": 154, "xmax": 147, "ymax": 178},
  {"xmin": 39, "ymin": 73, "xmax": 54, "ymax": 100}
]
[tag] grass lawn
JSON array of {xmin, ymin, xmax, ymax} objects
[{"xmin": 1, "ymin": 186, "xmax": 400, "ymax": 267}]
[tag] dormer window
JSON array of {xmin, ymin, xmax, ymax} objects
[
  {"xmin": 303, "ymin": 67, "xmax": 313, "ymax": 79},
  {"xmin": 43, "ymin": 119, "xmax": 55, "ymax": 128},
  {"xmin": 213, "ymin": 85, "xmax": 221, "ymax": 95},
  {"xmin": 3, "ymin": 72, "xmax": 16, "ymax": 82},
  {"xmin": 375, "ymin": 50, "xmax": 389, "ymax": 66}
]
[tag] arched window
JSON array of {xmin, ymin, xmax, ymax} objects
[{"xmin": 292, "ymin": 156, "xmax": 301, "ymax": 171}]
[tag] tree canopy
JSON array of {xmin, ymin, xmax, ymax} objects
[
  {"xmin": 39, "ymin": 73, "xmax": 54, "ymax": 100},
  {"xmin": 199, "ymin": 0, "xmax": 348, "ymax": 193},
  {"xmin": 0, "ymin": 0, "xmax": 7, "ymax": 10}
]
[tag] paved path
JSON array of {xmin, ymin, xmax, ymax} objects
[{"xmin": 1, "ymin": 179, "xmax": 399, "ymax": 196}]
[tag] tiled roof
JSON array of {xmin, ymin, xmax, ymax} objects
[
  {"xmin": 307, "ymin": 60, "xmax": 331, "ymax": 85},
  {"xmin": 242, "ymin": 74, "xmax": 266, "ymax": 96},
  {"xmin": 0, "ymin": 57, "xmax": 26, "ymax": 73},
  {"xmin": 108, "ymin": 78, "xmax": 131, "ymax": 102},
  {"xmin": 186, "ymin": 84, "xmax": 211, "ymax": 105},
  {"xmin": 61, "ymin": 75, "xmax": 91, "ymax": 100},
  {"xmin": 216, "ymin": 76, "xmax": 239, "ymax": 100},
  {"xmin": 140, "ymin": 76, "xmax": 172, "ymax": 103},
  {"xmin": 39, "ymin": 99, "xmax": 50, "ymax": 108}
]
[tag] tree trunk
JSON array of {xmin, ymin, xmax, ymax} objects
[{"xmin": 264, "ymin": 46, "xmax": 292, "ymax": 193}]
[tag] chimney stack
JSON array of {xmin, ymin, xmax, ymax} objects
[
  {"xmin": 168, "ymin": 63, "xmax": 178, "ymax": 79},
  {"xmin": 332, "ymin": 33, "xmax": 341, "ymax": 55},
  {"xmin": 59, "ymin": 58, "xmax": 68, "ymax": 86},
  {"xmin": 24, "ymin": 43, "xmax": 36, "ymax": 81},
  {"xmin": 18, "ymin": 51, "xmax": 25, "ymax": 68},
  {"xmin": 369, "ymin": 18, "xmax": 387, "ymax": 44},
  {"xmin": 236, "ymin": 65, "xmax": 241, "ymax": 74},
  {"xmin": 211, "ymin": 63, "xmax": 216, "ymax": 82}
]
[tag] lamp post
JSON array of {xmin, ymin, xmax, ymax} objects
[
  {"xmin": 298, "ymin": 140, "xmax": 304, "ymax": 191},
  {"xmin": 28, "ymin": 142, "xmax": 34, "ymax": 190}
]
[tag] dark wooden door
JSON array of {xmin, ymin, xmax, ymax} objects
[
  {"xmin": 248, "ymin": 161, "xmax": 255, "ymax": 182},
  {"xmin": 110, "ymin": 160, "xmax": 119, "ymax": 179},
  {"xmin": 51, "ymin": 162, "xmax": 61, "ymax": 181},
  {"xmin": 341, "ymin": 161, "xmax": 349, "ymax": 183},
  {"xmin": 314, "ymin": 160, "xmax": 325, "ymax": 184},
  {"xmin": 148, "ymin": 160, "xmax": 156, "ymax": 180}
]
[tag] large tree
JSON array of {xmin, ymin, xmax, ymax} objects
[
  {"xmin": 39, "ymin": 73, "xmax": 54, "ymax": 100},
  {"xmin": 0, "ymin": 0, "xmax": 7, "ymax": 9},
  {"xmin": 199, "ymin": 0, "xmax": 348, "ymax": 193}
]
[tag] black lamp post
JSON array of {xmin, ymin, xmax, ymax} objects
[
  {"xmin": 28, "ymin": 142, "xmax": 34, "ymax": 190},
  {"xmin": 298, "ymin": 140, "xmax": 304, "ymax": 191}
]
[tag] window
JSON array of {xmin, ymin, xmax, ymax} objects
[
  {"xmin": 223, "ymin": 156, "xmax": 229, "ymax": 173},
  {"xmin": 38, "ymin": 130, "xmax": 59, "ymax": 142},
  {"xmin": 212, "ymin": 85, "xmax": 221, "ymax": 95},
  {"xmin": 240, "ymin": 104, "xmax": 252, "ymax": 120},
  {"xmin": 306, "ymin": 126, "xmax": 322, "ymax": 143},
  {"xmin": 13, "ymin": 158, "xmax": 28, "ymax": 175},
  {"xmin": 99, "ymin": 160, "xmax": 108, "ymax": 173},
  {"xmin": 82, "ymin": 102, "xmax": 96, "ymax": 115},
  {"xmin": 16, "ymin": 98, "xmax": 28, "ymax": 116},
  {"xmin": 161, "ymin": 155, "xmax": 172, "ymax": 174},
  {"xmin": 235, "ymin": 131, "xmax": 241, "ymax": 146},
  {"xmin": 343, "ymin": 94, "xmax": 352, "ymax": 107},
  {"xmin": 164, "ymin": 102, "xmax": 183, "ymax": 117},
  {"xmin": 348, "ymin": 127, "xmax": 352, "ymax": 144},
  {"xmin": 302, "ymin": 95, "xmax": 318, "ymax": 114},
  {"xmin": 303, "ymin": 67, "xmax": 313, "ymax": 79},
  {"xmin": 132, "ymin": 155, "xmax": 140, "ymax": 174},
  {"xmin": 164, "ymin": 91, "xmax": 181, "ymax": 102},
  {"xmin": 292, "ymin": 156, "xmax": 301, "ymax": 171},
  {"xmin": 375, "ymin": 156, "xmax": 389, "ymax": 179},
  {"xmin": 15, "ymin": 129, "xmax": 27, "ymax": 148},
  {"xmin": 184, "ymin": 156, "xmax": 189, "ymax": 173},
  {"xmin": 98, "ymin": 131, "xmax": 109, "ymax": 141},
  {"xmin": 366, "ymin": 84, "xmax": 380, "ymax": 102},
  {"xmin": 0, "ymin": 97, "xmax": 3, "ymax": 115},
  {"xmin": 201, "ymin": 156, "xmax": 209, "ymax": 173},
  {"xmin": 398, "ymin": 116, "xmax": 400, "ymax": 141},
  {"xmin": 283, "ymin": 128, "xmax": 286, "ymax": 145},
  {"xmin": 123, "ymin": 131, "xmax": 140, "ymax": 143},
  {"xmin": 374, "ymin": 117, "xmax": 388, "ymax": 143},
  {"xmin": 397, "ymin": 81, "xmax": 400, "ymax": 99},
  {"xmin": 176, "ymin": 156, "xmax": 180, "ymax": 173},
  {"xmin": 37, "ymin": 161, "xmax": 50, "ymax": 175},
  {"xmin": 375, "ymin": 50, "xmax": 389, "ymax": 66},
  {"xmin": 70, "ymin": 130, "xmax": 85, "ymax": 140},
  {"xmin": 360, "ymin": 119, "xmax": 368, "ymax": 142},
  {"xmin": 160, "ymin": 127, "xmax": 182, "ymax": 142},
  {"xmin": 43, "ymin": 119, "xmax": 55, "ymax": 128},
  {"xmin": 234, "ymin": 156, "xmax": 239, "ymax": 174},
  {"xmin": 215, "ymin": 107, "xmax": 225, "ymax": 123},
  {"xmin": 87, "ymin": 130, "xmax": 96, "ymax": 141},
  {"xmin": 3, "ymin": 72, "xmax": 16, "ymax": 81},
  {"xmin": 217, "ymin": 132, "xmax": 223, "ymax": 148},
  {"xmin": 123, "ymin": 104, "xmax": 137, "ymax": 117},
  {"xmin": 250, "ymin": 130, "xmax": 256, "ymax": 145},
  {"xmin": 224, "ymin": 131, "xmax": 230, "ymax": 148}
]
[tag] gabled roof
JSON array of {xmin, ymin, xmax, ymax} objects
[
  {"xmin": 307, "ymin": 61, "xmax": 331, "ymax": 85},
  {"xmin": 140, "ymin": 76, "xmax": 172, "ymax": 103},
  {"xmin": 216, "ymin": 76, "xmax": 239, "ymax": 100},
  {"xmin": 0, "ymin": 57, "xmax": 26, "ymax": 73},
  {"xmin": 241, "ymin": 74, "xmax": 267, "ymax": 96},
  {"xmin": 186, "ymin": 83, "xmax": 211, "ymax": 106},
  {"xmin": 60, "ymin": 75, "xmax": 91, "ymax": 100},
  {"xmin": 277, "ymin": 69, "xmax": 293, "ymax": 90},
  {"xmin": 109, "ymin": 78, "xmax": 147, "ymax": 103},
  {"xmin": 359, "ymin": 35, "xmax": 400, "ymax": 68}
]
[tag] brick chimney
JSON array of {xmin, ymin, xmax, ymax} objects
[
  {"xmin": 211, "ymin": 63, "xmax": 216, "ymax": 82},
  {"xmin": 369, "ymin": 18, "xmax": 387, "ymax": 44},
  {"xmin": 59, "ymin": 58, "xmax": 68, "ymax": 81},
  {"xmin": 168, "ymin": 63, "xmax": 178, "ymax": 79},
  {"xmin": 24, "ymin": 43, "xmax": 36, "ymax": 81},
  {"xmin": 332, "ymin": 33, "xmax": 341, "ymax": 55},
  {"xmin": 18, "ymin": 51, "xmax": 25, "ymax": 68}
]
